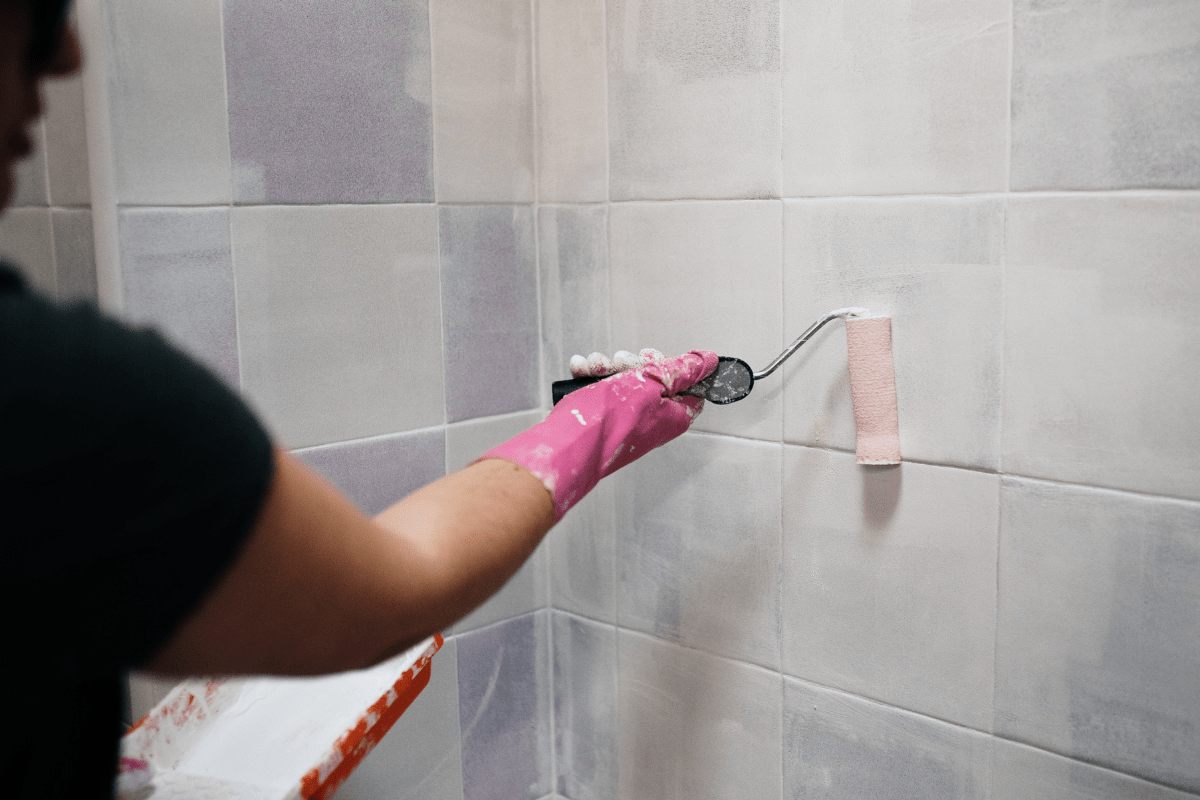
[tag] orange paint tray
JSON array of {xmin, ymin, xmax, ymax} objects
[{"xmin": 117, "ymin": 634, "xmax": 443, "ymax": 800}]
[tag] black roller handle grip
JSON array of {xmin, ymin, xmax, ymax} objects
[{"xmin": 552, "ymin": 375, "xmax": 603, "ymax": 405}]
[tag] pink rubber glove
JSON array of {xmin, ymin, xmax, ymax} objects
[{"xmin": 478, "ymin": 350, "xmax": 719, "ymax": 521}]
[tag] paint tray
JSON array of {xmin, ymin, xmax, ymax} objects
[{"xmin": 117, "ymin": 634, "xmax": 443, "ymax": 800}]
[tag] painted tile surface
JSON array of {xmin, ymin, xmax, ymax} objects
[
  {"xmin": 992, "ymin": 738, "xmax": 1200, "ymax": 800},
  {"xmin": 457, "ymin": 613, "xmax": 552, "ymax": 800},
  {"xmin": 333, "ymin": 639, "xmax": 465, "ymax": 800},
  {"xmin": 783, "ymin": 678, "xmax": 991, "ymax": 800},
  {"xmin": 119, "ymin": 208, "xmax": 239, "ymax": 386},
  {"xmin": 224, "ymin": 0, "xmax": 433, "ymax": 204},
  {"xmin": 0, "ymin": 207, "xmax": 54, "ymax": 295},
  {"xmin": 535, "ymin": 0, "xmax": 607, "ymax": 203},
  {"xmin": 51, "ymin": 209, "xmax": 96, "ymax": 303},
  {"xmin": 537, "ymin": 204, "xmax": 609, "ymax": 406},
  {"xmin": 782, "ymin": 447, "xmax": 998, "ymax": 731},
  {"xmin": 552, "ymin": 613, "xmax": 616, "ymax": 800},
  {"xmin": 1011, "ymin": 0, "xmax": 1200, "ymax": 190},
  {"xmin": 549, "ymin": 478, "xmax": 615, "ymax": 624},
  {"xmin": 234, "ymin": 204, "xmax": 444, "ymax": 448},
  {"xmin": 43, "ymin": 75, "xmax": 91, "ymax": 206},
  {"xmin": 607, "ymin": 0, "xmax": 780, "ymax": 200},
  {"xmin": 1004, "ymin": 195, "xmax": 1200, "ymax": 500},
  {"xmin": 295, "ymin": 427, "xmax": 446, "ymax": 517},
  {"xmin": 996, "ymin": 478, "xmax": 1200, "ymax": 792},
  {"xmin": 104, "ymin": 0, "xmax": 231, "ymax": 204},
  {"xmin": 782, "ymin": 197, "xmax": 1004, "ymax": 470},
  {"xmin": 440, "ymin": 205, "xmax": 539, "ymax": 423},
  {"xmin": 617, "ymin": 433, "xmax": 782, "ymax": 669},
  {"xmin": 617, "ymin": 630, "xmax": 782, "ymax": 800},
  {"xmin": 431, "ymin": 0, "xmax": 533, "ymax": 202},
  {"xmin": 782, "ymin": 0, "xmax": 1009, "ymax": 196},
  {"xmin": 11, "ymin": 125, "xmax": 47, "ymax": 206},
  {"xmin": 609, "ymin": 200, "xmax": 783, "ymax": 441}
]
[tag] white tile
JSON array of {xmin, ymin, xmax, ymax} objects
[
  {"xmin": 103, "ymin": 0, "xmax": 231, "ymax": 204},
  {"xmin": 454, "ymin": 541, "xmax": 549, "ymax": 636},
  {"xmin": 781, "ymin": 446, "xmax": 998, "ymax": 731},
  {"xmin": 617, "ymin": 434, "xmax": 782, "ymax": 669},
  {"xmin": 51, "ymin": 209, "xmax": 97, "ymax": 303},
  {"xmin": 617, "ymin": 630, "xmax": 782, "ymax": 800},
  {"xmin": 552, "ymin": 613, "xmax": 617, "ymax": 800},
  {"xmin": 609, "ymin": 200, "xmax": 783, "ymax": 441},
  {"xmin": 549, "ymin": 478, "xmax": 616, "ymax": 624},
  {"xmin": 333, "ymin": 639, "xmax": 465, "ymax": 800},
  {"xmin": 1011, "ymin": 0, "xmax": 1200, "ymax": 191},
  {"xmin": 11, "ymin": 123, "xmax": 48, "ymax": 206},
  {"xmin": 1003, "ymin": 195, "xmax": 1200, "ymax": 500},
  {"xmin": 782, "ymin": 197, "xmax": 1004, "ymax": 470},
  {"xmin": 535, "ymin": 0, "xmax": 607, "ymax": 203},
  {"xmin": 607, "ymin": 0, "xmax": 780, "ymax": 200},
  {"xmin": 43, "ymin": 75, "xmax": 91, "ymax": 206},
  {"xmin": 992, "ymin": 738, "xmax": 1200, "ymax": 800},
  {"xmin": 783, "ymin": 678, "xmax": 992, "ymax": 800},
  {"xmin": 0, "ymin": 207, "xmax": 55, "ymax": 295},
  {"xmin": 232, "ymin": 205, "xmax": 444, "ymax": 448},
  {"xmin": 430, "ymin": 0, "xmax": 533, "ymax": 203},
  {"xmin": 782, "ymin": 0, "xmax": 1009, "ymax": 196},
  {"xmin": 538, "ymin": 204, "xmax": 609, "ymax": 406},
  {"xmin": 996, "ymin": 478, "xmax": 1200, "ymax": 792}
]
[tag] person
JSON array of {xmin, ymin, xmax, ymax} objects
[{"xmin": 0, "ymin": 1, "xmax": 717, "ymax": 797}]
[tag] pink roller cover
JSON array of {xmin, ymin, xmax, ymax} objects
[{"xmin": 844, "ymin": 317, "xmax": 901, "ymax": 465}]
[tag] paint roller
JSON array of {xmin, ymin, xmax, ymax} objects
[{"xmin": 551, "ymin": 307, "xmax": 901, "ymax": 465}]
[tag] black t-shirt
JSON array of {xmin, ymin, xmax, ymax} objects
[{"xmin": 0, "ymin": 262, "xmax": 274, "ymax": 798}]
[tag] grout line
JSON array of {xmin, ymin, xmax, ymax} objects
[
  {"xmin": 992, "ymin": 735, "xmax": 1200, "ymax": 798},
  {"xmin": 1004, "ymin": 0, "xmax": 1014, "ymax": 195}
]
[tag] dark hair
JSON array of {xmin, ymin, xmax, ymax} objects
[{"xmin": 27, "ymin": 0, "xmax": 72, "ymax": 69}]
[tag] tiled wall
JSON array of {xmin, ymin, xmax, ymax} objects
[{"xmin": 13, "ymin": 0, "xmax": 1200, "ymax": 799}]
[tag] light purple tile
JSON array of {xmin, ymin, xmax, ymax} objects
[
  {"xmin": 119, "ymin": 208, "xmax": 239, "ymax": 386},
  {"xmin": 295, "ymin": 427, "xmax": 445, "ymax": 516},
  {"xmin": 783, "ymin": 678, "xmax": 991, "ymax": 800},
  {"xmin": 552, "ymin": 612, "xmax": 616, "ymax": 800},
  {"xmin": 440, "ymin": 205, "xmax": 539, "ymax": 422},
  {"xmin": 537, "ymin": 205, "xmax": 608, "ymax": 403},
  {"xmin": 996, "ymin": 478, "xmax": 1200, "ymax": 792},
  {"xmin": 1011, "ymin": 0, "xmax": 1200, "ymax": 190},
  {"xmin": 457, "ymin": 612, "xmax": 551, "ymax": 800},
  {"xmin": 992, "ymin": 738, "xmax": 1200, "ymax": 800},
  {"xmin": 51, "ymin": 209, "xmax": 96, "ymax": 304},
  {"xmin": 224, "ymin": 0, "xmax": 433, "ymax": 204},
  {"xmin": 548, "ymin": 478, "xmax": 615, "ymax": 624},
  {"xmin": 616, "ymin": 433, "xmax": 782, "ymax": 669}
]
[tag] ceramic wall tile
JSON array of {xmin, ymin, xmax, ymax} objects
[
  {"xmin": 43, "ymin": 75, "xmax": 91, "ymax": 206},
  {"xmin": 295, "ymin": 427, "xmax": 446, "ymax": 517},
  {"xmin": 617, "ymin": 433, "xmax": 782, "ymax": 669},
  {"xmin": 535, "ymin": 0, "xmax": 607, "ymax": 203},
  {"xmin": 224, "ymin": 0, "xmax": 433, "ymax": 204},
  {"xmin": 552, "ymin": 613, "xmax": 616, "ymax": 800},
  {"xmin": 992, "ymin": 738, "xmax": 1200, "ymax": 800},
  {"xmin": 782, "ymin": 677, "xmax": 992, "ymax": 800},
  {"xmin": 781, "ymin": 446, "xmax": 998, "ymax": 731},
  {"xmin": 457, "ymin": 613, "xmax": 552, "ymax": 800},
  {"xmin": 430, "ymin": 0, "xmax": 533, "ymax": 203},
  {"xmin": 333, "ymin": 639, "xmax": 465, "ymax": 800},
  {"xmin": 549, "ymin": 478, "xmax": 615, "ymax": 624},
  {"xmin": 782, "ymin": 0, "xmax": 1009, "ymax": 196},
  {"xmin": 607, "ymin": 0, "xmax": 780, "ymax": 200},
  {"xmin": 0, "ymin": 207, "xmax": 55, "ymax": 295},
  {"xmin": 782, "ymin": 197, "xmax": 1004, "ymax": 470},
  {"xmin": 118, "ymin": 208, "xmax": 239, "ymax": 386},
  {"xmin": 11, "ymin": 124, "xmax": 47, "ymax": 206},
  {"xmin": 617, "ymin": 629, "xmax": 782, "ymax": 800},
  {"xmin": 608, "ymin": 200, "xmax": 783, "ymax": 441},
  {"xmin": 103, "ymin": 0, "xmax": 231, "ymax": 204},
  {"xmin": 1011, "ymin": 0, "xmax": 1200, "ymax": 191},
  {"xmin": 538, "ymin": 204, "xmax": 608, "ymax": 405},
  {"xmin": 996, "ymin": 478, "xmax": 1200, "ymax": 792},
  {"xmin": 446, "ymin": 410, "xmax": 549, "ymax": 634},
  {"xmin": 234, "ymin": 204, "xmax": 444, "ymax": 448},
  {"xmin": 1004, "ymin": 195, "xmax": 1200, "ymax": 500},
  {"xmin": 51, "ymin": 209, "xmax": 96, "ymax": 303},
  {"xmin": 440, "ymin": 205, "xmax": 539, "ymax": 423}
]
